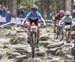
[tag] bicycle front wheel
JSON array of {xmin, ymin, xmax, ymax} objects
[{"xmin": 31, "ymin": 32, "xmax": 36, "ymax": 58}]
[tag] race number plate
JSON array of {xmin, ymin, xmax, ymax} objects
[{"xmin": 31, "ymin": 26, "xmax": 37, "ymax": 32}]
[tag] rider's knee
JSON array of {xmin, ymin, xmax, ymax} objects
[{"xmin": 26, "ymin": 22, "xmax": 30, "ymax": 27}]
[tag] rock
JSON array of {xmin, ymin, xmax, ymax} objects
[
  {"xmin": 40, "ymin": 36, "xmax": 50, "ymax": 41},
  {"xmin": 64, "ymin": 60, "xmax": 74, "ymax": 62},
  {"xmin": 65, "ymin": 55, "xmax": 73, "ymax": 60},
  {"xmin": 5, "ymin": 29, "xmax": 17, "ymax": 36},
  {"xmin": 5, "ymin": 44, "xmax": 31, "ymax": 55},
  {"xmin": 47, "ymin": 54, "xmax": 53, "ymax": 60},
  {"xmin": 15, "ymin": 27, "xmax": 23, "ymax": 32},
  {"xmin": 0, "ymin": 59, "xmax": 15, "ymax": 62},
  {"xmin": 16, "ymin": 55, "xmax": 28, "ymax": 59},
  {"xmin": 16, "ymin": 55, "xmax": 28, "ymax": 62},
  {"xmin": 46, "ymin": 48, "xmax": 58, "ymax": 55},
  {"xmin": 36, "ymin": 46, "xmax": 46, "ymax": 57},
  {"xmin": 27, "ymin": 58, "xmax": 43, "ymax": 62},
  {"xmin": 15, "ymin": 48, "xmax": 31, "ymax": 56},
  {"xmin": 10, "ymin": 37, "xmax": 18, "ymax": 44},
  {"xmin": 10, "ymin": 32, "xmax": 27, "ymax": 44},
  {"xmin": 0, "ymin": 48, "xmax": 8, "ymax": 56},
  {"xmin": 0, "ymin": 55, "xmax": 9, "ymax": 62},
  {"xmin": 55, "ymin": 48, "xmax": 65, "ymax": 56},
  {"xmin": 40, "ymin": 33, "xmax": 50, "ymax": 41},
  {"xmin": 0, "ymin": 43, "xmax": 5, "ymax": 48},
  {"xmin": 51, "ymin": 57, "xmax": 62, "ymax": 62},
  {"xmin": 6, "ymin": 52, "xmax": 21, "ymax": 59},
  {"xmin": 62, "ymin": 44, "xmax": 72, "ymax": 54},
  {"xmin": 39, "ymin": 41, "xmax": 50, "ymax": 47},
  {"xmin": 47, "ymin": 42, "xmax": 64, "ymax": 49},
  {"xmin": 16, "ymin": 32, "xmax": 27, "ymax": 44},
  {"xmin": 0, "ymin": 38, "xmax": 11, "ymax": 44},
  {"xmin": 43, "ymin": 60, "xmax": 51, "ymax": 62}
]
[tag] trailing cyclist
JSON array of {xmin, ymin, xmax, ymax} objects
[
  {"xmin": 60, "ymin": 11, "xmax": 72, "ymax": 43},
  {"xmin": 53, "ymin": 10, "xmax": 65, "ymax": 39}
]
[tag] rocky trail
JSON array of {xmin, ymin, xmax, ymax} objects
[{"xmin": 0, "ymin": 26, "xmax": 74, "ymax": 62}]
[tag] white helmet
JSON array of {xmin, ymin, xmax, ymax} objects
[
  {"xmin": 65, "ymin": 11, "xmax": 71, "ymax": 16},
  {"xmin": 31, "ymin": 4, "xmax": 38, "ymax": 10}
]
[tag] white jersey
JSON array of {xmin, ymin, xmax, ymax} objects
[{"xmin": 59, "ymin": 16, "xmax": 72, "ymax": 25}]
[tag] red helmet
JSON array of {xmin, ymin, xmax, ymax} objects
[{"xmin": 59, "ymin": 10, "xmax": 65, "ymax": 14}]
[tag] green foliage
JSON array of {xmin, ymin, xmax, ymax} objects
[{"xmin": 20, "ymin": 0, "xmax": 31, "ymax": 7}]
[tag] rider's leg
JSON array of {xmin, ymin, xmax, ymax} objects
[
  {"xmin": 37, "ymin": 26, "xmax": 40, "ymax": 41},
  {"xmin": 36, "ymin": 26, "xmax": 39, "ymax": 48},
  {"xmin": 69, "ymin": 31, "xmax": 72, "ymax": 42},
  {"xmin": 35, "ymin": 21, "xmax": 39, "ymax": 40},
  {"xmin": 54, "ymin": 21, "xmax": 56, "ymax": 33},
  {"xmin": 35, "ymin": 21, "xmax": 39, "ymax": 48},
  {"xmin": 27, "ymin": 21, "xmax": 31, "ymax": 43}
]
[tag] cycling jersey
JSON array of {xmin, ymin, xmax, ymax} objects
[
  {"xmin": 54, "ymin": 13, "xmax": 64, "ymax": 25},
  {"xmin": 54, "ymin": 13, "xmax": 64, "ymax": 20},
  {"xmin": 24, "ymin": 11, "xmax": 44, "ymax": 21},
  {"xmin": 60, "ymin": 16, "xmax": 72, "ymax": 25}
]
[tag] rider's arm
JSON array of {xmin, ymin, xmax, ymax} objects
[
  {"xmin": 59, "ymin": 16, "xmax": 65, "ymax": 25},
  {"xmin": 37, "ymin": 12, "xmax": 46, "ymax": 26},
  {"xmin": 22, "ymin": 11, "xmax": 31, "ymax": 24}
]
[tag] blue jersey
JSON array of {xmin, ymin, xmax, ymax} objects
[{"xmin": 24, "ymin": 11, "xmax": 44, "ymax": 21}]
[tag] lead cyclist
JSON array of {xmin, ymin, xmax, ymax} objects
[
  {"xmin": 59, "ymin": 11, "xmax": 72, "ymax": 43},
  {"xmin": 21, "ymin": 4, "xmax": 46, "ymax": 44}
]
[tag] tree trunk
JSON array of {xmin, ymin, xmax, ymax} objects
[
  {"xmin": 46, "ymin": 0, "xmax": 50, "ymax": 19},
  {"xmin": 8, "ymin": 0, "xmax": 17, "ymax": 15},
  {"xmin": 66, "ymin": 0, "xmax": 71, "ymax": 11}
]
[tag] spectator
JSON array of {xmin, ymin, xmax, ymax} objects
[{"xmin": 6, "ymin": 11, "xmax": 12, "ymax": 23}]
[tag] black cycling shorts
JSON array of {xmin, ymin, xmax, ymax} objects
[{"xmin": 64, "ymin": 22, "xmax": 72, "ymax": 25}]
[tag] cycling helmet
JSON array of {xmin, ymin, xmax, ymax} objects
[
  {"xmin": 59, "ymin": 10, "xmax": 65, "ymax": 14},
  {"xmin": 31, "ymin": 4, "xmax": 38, "ymax": 10},
  {"xmin": 65, "ymin": 11, "xmax": 71, "ymax": 16}
]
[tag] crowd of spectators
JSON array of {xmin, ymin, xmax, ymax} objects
[{"xmin": 0, "ymin": 4, "xmax": 25, "ymax": 25}]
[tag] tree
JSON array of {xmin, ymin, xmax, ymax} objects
[
  {"xmin": 20, "ymin": 0, "xmax": 31, "ymax": 8},
  {"xmin": 8, "ymin": 0, "xmax": 17, "ymax": 14}
]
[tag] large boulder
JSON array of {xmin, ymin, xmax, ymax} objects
[
  {"xmin": 39, "ymin": 41, "xmax": 50, "ymax": 47},
  {"xmin": 46, "ymin": 48, "xmax": 58, "ymax": 55},
  {"xmin": 40, "ymin": 33, "xmax": 50, "ymax": 41},
  {"xmin": 16, "ymin": 32, "xmax": 27, "ymax": 44},
  {"xmin": 5, "ymin": 44, "xmax": 31, "ymax": 55},
  {"xmin": 6, "ymin": 52, "xmax": 21, "ymax": 59},
  {"xmin": 47, "ymin": 42, "xmax": 64, "ymax": 49},
  {"xmin": 0, "ymin": 38, "xmax": 11, "ymax": 44},
  {"xmin": 23, "ymin": 58, "xmax": 43, "ymax": 62},
  {"xmin": 0, "ymin": 59, "xmax": 15, "ymax": 62},
  {"xmin": 36, "ymin": 46, "xmax": 46, "ymax": 57},
  {"xmin": 5, "ymin": 29, "xmax": 17, "ymax": 36},
  {"xmin": 16, "ymin": 55, "xmax": 28, "ymax": 62},
  {"xmin": 61, "ymin": 44, "xmax": 72, "ymax": 54},
  {"xmin": 64, "ymin": 54, "xmax": 73, "ymax": 60},
  {"xmin": 51, "ymin": 57, "xmax": 62, "ymax": 62}
]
